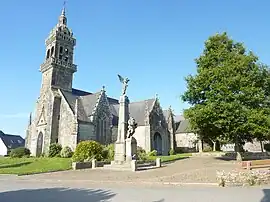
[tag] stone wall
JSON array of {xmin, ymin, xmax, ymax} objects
[
  {"xmin": 58, "ymin": 94, "xmax": 77, "ymax": 151},
  {"xmin": 133, "ymin": 126, "xmax": 149, "ymax": 151},
  {"xmin": 175, "ymin": 132, "xmax": 198, "ymax": 152},
  {"xmin": 27, "ymin": 88, "xmax": 55, "ymax": 156}
]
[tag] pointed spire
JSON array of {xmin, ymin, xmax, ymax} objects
[
  {"xmin": 58, "ymin": 1, "xmax": 67, "ymax": 26},
  {"xmin": 101, "ymin": 85, "xmax": 106, "ymax": 92},
  {"xmin": 61, "ymin": 1, "xmax": 66, "ymax": 16},
  {"xmin": 29, "ymin": 113, "xmax": 32, "ymax": 126}
]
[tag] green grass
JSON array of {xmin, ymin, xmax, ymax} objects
[
  {"xmin": 0, "ymin": 157, "xmax": 72, "ymax": 175},
  {"xmin": 146, "ymin": 153, "xmax": 192, "ymax": 163}
]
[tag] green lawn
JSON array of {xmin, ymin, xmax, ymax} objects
[
  {"xmin": 147, "ymin": 153, "xmax": 192, "ymax": 162},
  {"xmin": 0, "ymin": 157, "xmax": 72, "ymax": 175}
]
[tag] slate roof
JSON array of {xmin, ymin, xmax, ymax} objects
[
  {"xmin": 110, "ymin": 98, "xmax": 156, "ymax": 126},
  {"xmin": 175, "ymin": 119, "xmax": 192, "ymax": 133},
  {"xmin": 129, "ymin": 99, "xmax": 156, "ymax": 126},
  {"xmin": 175, "ymin": 115, "xmax": 185, "ymax": 123},
  {"xmin": 61, "ymin": 88, "xmax": 158, "ymax": 126},
  {"xmin": 0, "ymin": 131, "xmax": 25, "ymax": 150}
]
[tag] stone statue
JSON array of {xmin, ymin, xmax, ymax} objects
[
  {"xmin": 127, "ymin": 117, "xmax": 137, "ymax": 138},
  {"xmin": 118, "ymin": 74, "xmax": 130, "ymax": 96}
]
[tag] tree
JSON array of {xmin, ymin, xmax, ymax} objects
[{"xmin": 182, "ymin": 32, "xmax": 270, "ymax": 154}]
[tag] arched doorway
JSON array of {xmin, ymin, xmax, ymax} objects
[
  {"xmin": 36, "ymin": 132, "xmax": 44, "ymax": 157},
  {"xmin": 153, "ymin": 132, "xmax": 162, "ymax": 155}
]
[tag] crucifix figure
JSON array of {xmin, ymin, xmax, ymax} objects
[{"xmin": 118, "ymin": 74, "xmax": 130, "ymax": 96}]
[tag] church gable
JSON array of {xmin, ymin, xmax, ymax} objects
[
  {"xmin": 149, "ymin": 99, "xmax": 167, "ymax": 130},
  {"xmin": 92, "ymin": 89, "xmax": 111, "ymax": 121}
]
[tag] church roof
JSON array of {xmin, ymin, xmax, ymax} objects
[
  {"xmin": 61, "ymin": 88, "xmax": 120, "ymax": 122},
  {"xmin": 61, "ymin": 88, "xmax": 157, "ymax": 125},
  {"xmin": 129, "ymin": 99, "xmax": 155, "ymax": 126},
  {"xmin": 175, "ymin": 119, "xmax": 192, "ymax": 133},
  {"xmin": 109, "ymin": 98, "xmax": 156, "ymax": 126},
  {"xmin": 0, "ymin": 131, "xmax": 25, "ymax": 150}
]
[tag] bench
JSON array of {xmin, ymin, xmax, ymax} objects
[{"xmin": 242, "ymin": 159, "xmax": 270, "ymax": 170}]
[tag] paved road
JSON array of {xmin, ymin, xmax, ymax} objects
[{"xmin": 0, "ymin": 176, "xmax": 270, "ymax": 202}]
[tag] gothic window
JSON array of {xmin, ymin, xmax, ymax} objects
[
  {"xmin": 51, "ymin": 46, "xmax": 54, "ymax": 56},
  {"xmin": 46, "ymin": 49, "xmax": 50, "ymax": 59},
  {"xmin": 52, "ymin": 71, "xmax": 56, "ymax": 85},
  {"xmin": 60, "ymin": 46, "xmax": 63, "ymax": 54},
  {"xmin": 65, "ymin": 48, "xmax": 69, "ymax": 54},
  {"xmin": 64, "ymin": 56, "xmax": 69, "ymax": 62},
  {"xmin": 103, "ymin": 120, "xmax": 107, "ymax": 143}
]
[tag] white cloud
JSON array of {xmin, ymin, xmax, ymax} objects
[{"xmin": 0, "ymin": 113, "xmax": 29, "ymax": 119}]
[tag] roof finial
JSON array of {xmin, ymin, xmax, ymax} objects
[
  {"xmin": 58, "ymin": 1, "xmax": 67, "ymax": 26},
  {"xmin": 62, "ymin": 1, "xmax": 67, "ymax": 16}
]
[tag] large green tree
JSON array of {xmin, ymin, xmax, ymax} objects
[{"xmin": 182, "ymin": 32, "xmax": 270, "ymax": 152}]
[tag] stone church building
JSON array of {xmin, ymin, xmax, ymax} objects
[{"xmin": 25, "ymin": 8, "xmax": 179, "ymax": 157}]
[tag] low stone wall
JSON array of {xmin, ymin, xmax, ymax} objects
[
  {"xmin": 217, "ymin": 170, "xmax": 270, "ymax": 187},
  {"xmin": 136, "ymin": 158, "xmax": 161, "ymax": 169},
  {"xmin": 72, "ymin": 160, "xmax": 111, "ymax": 170},
  {"xmin": 220, "ymin": 152, "xmax": 270, "ymax": 160},
  {"xmin": 136, "ymin": 161, "xmax": 156, "ymax": 168},
  {"xmin": 72, "ymin": 158, "xmax": 162, "ymax": 171},
  {"xmin": 192, "ymin": 152, "xmax": 225, "ymax": 157},
  {"xmin": 72, "ymin": 162, "xmax": 92, "ymax": 170}
]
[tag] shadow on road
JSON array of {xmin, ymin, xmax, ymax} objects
[
  {"xmin": 0, "ymin": 187, "xmax": 116, "ymax": 202},
  {"xmin": 261, "ymin": 189, "xmax": 270, "ymax": 202}
]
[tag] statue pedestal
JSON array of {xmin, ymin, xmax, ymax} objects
[
  {"xmin": 125, "ymin": 137, "xmax": 137, "ymax": 162},
  {"xmin": 113, "ymin": 141, "xmax": 126, "ymax": 164}
]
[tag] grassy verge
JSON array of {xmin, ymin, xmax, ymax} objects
[
  {"xmin": 146, "ymin": 153, "xmax": 192, "ymax": 163},
  {"xmin": 0, "ymin": 157, "xmax": 72, "ymax": 175}
]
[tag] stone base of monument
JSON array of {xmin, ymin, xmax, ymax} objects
[
  {"xmin": 103, "ymin": 160, "xmax": 137, "ymax": 172},
  {"xmin": 125, "ymin": 137, "xmax": 137, "ymax": 162}
]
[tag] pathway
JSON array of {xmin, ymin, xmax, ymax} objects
[{"xmin": 18, "ymin": 156, "xmax": 240, "ymax": 184}]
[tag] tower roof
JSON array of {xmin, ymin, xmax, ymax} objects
[{"xmin": 58, "ymin": 2, "xmax": 67, "ymax": 27}]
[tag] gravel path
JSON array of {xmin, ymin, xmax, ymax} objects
[{"xmin": 18, "ymin": 157, "xmax": 240, "ymax": 184}]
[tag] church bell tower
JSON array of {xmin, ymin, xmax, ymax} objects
[
  {"xmin": 26, "ymin": 6, "xmax": 77, "ymax": 156},
  {"xmin": 40, "ymin": 6, "xmax": 77, "ymax": 93}
]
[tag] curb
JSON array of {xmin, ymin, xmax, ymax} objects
[{"xmin": 15, "ymin": 177, "xmax": 219, "ymax": 187}]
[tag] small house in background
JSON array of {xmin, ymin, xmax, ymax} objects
[{"xmin": 0, "ymin": 130, "xmax": 25, "ymax": 156}]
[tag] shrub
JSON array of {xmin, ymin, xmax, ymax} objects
[
  {"xmin": 48, "ymin": 143, "xmax": 62, "ymax": 157},
  {"xmin": 10, "ymin": 147, "xmax": 31, "ymax": 158},
  {"xmin": 102, "ymin": 144, "xmax": 114, "ymax": 161},
  {"xmin": 203, "ymin": 145, "xmax": 212, "ymax": 152},
  {"xmin": 169, "ymin": 148, "xmax": 175, "ymax": 155},
  {"xmin": 137, "ymin": 146, "xmax": 147, "ymax": 161},
  {"xmin": 60, "ymin": 146, "xmax": 73, "ymax": 158},
  {"xmin": 148, "ymin": 150, "xmax": 157, "ymax": 156},
  {"xmin": 175, "ymin": 147, "xmax": 184, "ymax": 154},
  {"xmin": 72, "ymin": 140, "xmax": 103, "ymax": 162},
  {"xmin": 264, "ymin": 144, "xmax": 270, "ymax": 152}
]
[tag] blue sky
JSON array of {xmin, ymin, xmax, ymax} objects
[{"xmin": 0, "ymin": 0, "xmax": 269, "ymax": 137}]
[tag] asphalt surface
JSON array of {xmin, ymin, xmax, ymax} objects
[{"xmin": 0, "ymin": 176, "xmax": 270, "ymax": 202}]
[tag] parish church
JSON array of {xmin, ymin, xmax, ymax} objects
[{"xmin": 25, "ymin": 7, "xmax": 182, "ymax": 156}]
